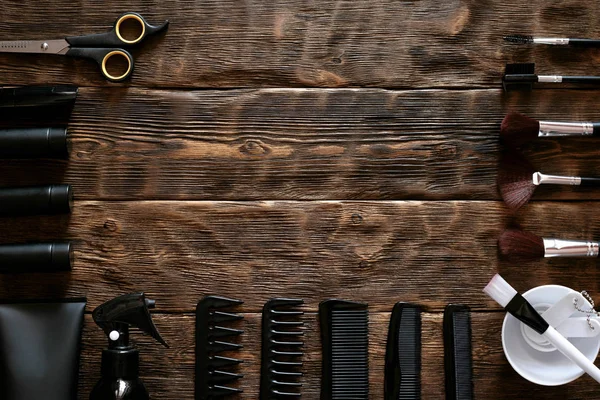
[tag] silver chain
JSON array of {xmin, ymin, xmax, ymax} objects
[{"xmin": 573, "ymin": 291, "xmax": 600, "ymax": 330}]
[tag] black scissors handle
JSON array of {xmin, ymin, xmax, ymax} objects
[
  {"xmin": 66, "ymin": 12, "xmax": 169, "ymax": 48},
  {"xmin": 66, "ymin": 48, "xmax": 134, "ymax": 82},
  {"xmin": 63, "ymin": 13, "xmax": 168, "ymax": 82}
]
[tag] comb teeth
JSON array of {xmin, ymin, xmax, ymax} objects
[
  {"xmin": 444, "ymin": 305, "xmax": 473, "ymax": 400},
  {"xmin": 385, "ymin": 303, "xmax": 421, "ymax": 400},
  {"xmin": 196, "ymin": 296, "xmax": 244, "ymax": 399},
  {"xmin": 320, "ymin": 300, "xmax": 369, "ymax": 400},
  {"xmin": 260, "ymin": 298, "xmax": 305, "ymax": 399},
  {"xmin": 503, "ymin": 63, "xmax": 537, "ymax": 91}
]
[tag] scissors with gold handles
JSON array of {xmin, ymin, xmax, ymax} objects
[{"xmin": 0, "ymin": 13, "xmax": 169, "ymax": 82}]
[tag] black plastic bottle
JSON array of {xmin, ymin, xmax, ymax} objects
[{"xmin": 90, "ymin": 293, "xmax": 168, "ymax": 400}]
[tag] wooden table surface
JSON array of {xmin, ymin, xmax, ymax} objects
[{"xmin": 2, "ymin": 1, "xmax": 600, "ymax": 399}]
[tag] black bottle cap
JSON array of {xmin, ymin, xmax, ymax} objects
[
  {"xmin": 49, "ymin": 184, "xmax": 74, "ymax": 214},
  {"xmin": 48, "ymin": 127, "xmax": 70, "ymax": 158},
  {"xmin": 51, "ymin": 242, "xmax": 73, "ymax": 271}
]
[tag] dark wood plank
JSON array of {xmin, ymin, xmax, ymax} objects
[
  {"xmin": 1, "ymin": 200, "xmax": 598, "ymax": 311},
  {"xmin": 75, "ymin": 312, "xmax": 599, "ymax": 399},
  {"xmin": 2, "ymin": 88, "xmax": 600, "ymax": 200},
  {"xmin": 1, "ymin": 1, "xmax": 600, "ymax": 88}
]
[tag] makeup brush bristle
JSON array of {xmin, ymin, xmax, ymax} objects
[
  {"xmin": 498, "ymin": 229, "xmax": 545, "ymax": 261},
  {"xmin": 503, "ymin": 35, "xmax": 534, "ymax": 44},
  {"xmin": 500, "ymin": 112, "xmax": 540, "ymax": 148},
  {"xmin": 498, "ymin": 150, "xmax": 537, "ymax": 210}
]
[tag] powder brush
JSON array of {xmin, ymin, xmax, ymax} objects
[
  {"xmin": 504, "ymin": 35, "xmax": 600, "ymax": 47},
  {"xmin": 498, "ymin": 150, "xmax": 600, "ymax": 210},
  {"xmin": 501, "ymin": 112, "xmax": 600, "ymax": 148},
  {"xmin": 499, "ymin": 228, "xmax": 599, "ymax": 261}
]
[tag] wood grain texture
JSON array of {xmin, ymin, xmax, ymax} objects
[
  {"xmin": 3, "ymin": 87, "xmax": 600, "ymax": 200},
  {"xmin": 1, "ymin": 200, "xmax": 599, "ymax": 312},
  {"xmin": 1, "ymin": 1, "xmax": 600, "ymax": 88},
  {"xmin": 75, "ymin": 312, "xmax": 599, "ymax": 400}
]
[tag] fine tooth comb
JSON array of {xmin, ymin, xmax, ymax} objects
[
  {"xmin": 319, "ymin": 299, "xmax": 369, "ymax": 400},
  {"xmin": 444, "ymin": 305, "xmax": 473, "ymax": 400},
  {"xmin": 260, "ymin": 298, "xmax": 305, "ymax": 399},
  {"xmin": 384, "ymin": 303, "xmax": 421, "ymax": 400},
  {"xmin": 196, "ymin": 295, "xmax": 244, "ymax": 399}
]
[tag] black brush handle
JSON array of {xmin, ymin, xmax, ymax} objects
[
  {"xmin": 562, "ymin": 76, "xmax": 600, "ymax": 84},
  {"xmin": 580, "ymin": 177, "xmax": 600, "ymax": 187},
  {"xmin": 0, "ymin": 127, "xmax": 69, "ymax": 159},
  {"xmin": 593, "ymin": 123, "xmax": 600, "ymax": 135},
  {"xmin": 0, "ymin": 242, "xmax": 72, "ymax": 273},
  {"xmin": 569, "ymin": 39, "xmax": 600, "ymax": 47},
  {"xmin": 0, "ymin": 185, "xmax": 72, "ymax": 216}
]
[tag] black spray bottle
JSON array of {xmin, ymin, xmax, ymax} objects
[{"xmin": 90, "ymin": 293, "xmax": 168, "ymax": 400}]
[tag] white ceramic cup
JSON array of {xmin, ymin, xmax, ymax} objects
[{"xmin": 501, "ymin": 284, "xmax": 600, "ymax": 386}]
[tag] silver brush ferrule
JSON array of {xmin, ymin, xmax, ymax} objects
[
  {"xmin": 533, "ymin": 38, "xmax": 570, "ymax": 45},
  {"xmin": 538, "ymin": 75, "xmax": 563, "ymax": 83},
  {"xmin": 543, "ymin": 238, "xmax": 600, "ymax": 257},
  {"xmin": 539, "ymin": 121, "xmax": 594, "ymax": 137},
  {"xmin": 532, "ymin": 172, "xmax": 581, "ymax": 186}
]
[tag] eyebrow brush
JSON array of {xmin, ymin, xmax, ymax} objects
[
  {"xmin": 503, "ymin": 63, "xmax": 600, "ymax": 91},
  {"xmin": 504, "ymin": 35, "xmax": 600, "ymax": 47}
]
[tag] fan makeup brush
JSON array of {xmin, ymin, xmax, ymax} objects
[
  {"xmin": 499, "ymin": 228, "xmax": 599, "ymax": 261},
  {"xmin": 501, "ymin": 112, "xmax": 600, "ymax": 148},
  {"xmin": 503, "ymin": 63, "xmax": 600, "ymax": 91},
  {"xmin": 504, "ymin": 35, "xmax": 600, "ymax": 47},
  {"xmin": 498, "ymin": 150, "xmax": 600, "ymax": 210}
]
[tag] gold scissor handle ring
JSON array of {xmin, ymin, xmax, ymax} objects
[
  {"xmin": 115, "ymin": 13, "xmax": 146, "ymax": 44},
  {"xmin": 102, "ymin": 50, "xmax": 132, "ymax": 81}
]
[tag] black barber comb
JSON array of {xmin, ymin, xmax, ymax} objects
[
  {"xmin": 444, "ymin": 305, "xmax": 473, "ymax": 400},
  {"xmin": 319, "ymin": 299, "xmax": 369, "ymax": 400},
  {"xmin": 196, "ymin": 296, "xmax": 244, "ymax": 399},
  {"xmin": 385, "ymin": 303, "xmax": 421, "ymax": 400},
  {"xmin": 260, "ymin": 298, "xmax": 305, "ymax": 399}
]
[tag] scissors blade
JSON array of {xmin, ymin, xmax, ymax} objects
[{"xmin": 0, "ymin": 39, "xmax": 69, "ymax": 55}]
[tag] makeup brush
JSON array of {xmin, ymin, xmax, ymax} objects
[
  {"xmin": 498, "ymin": 150, "xmax": 600, "ymax": 210},
  {"xmin": 484, "ymin": 274, "xmax": 600, "ymax": 385},
  {"xmin": 504, "ymin": 35, "xmax": 600, "ymax": 47},
  {"xmin": 503, "ymin": 63, "xmax": 600, "ymax": 91},
  {"xmin": 501, "ymin": 112, "xmax": 600, "ymax": 148},
  {"xmin": 499, "ymin": 228, "xmax": 599, "ymax": 260}
]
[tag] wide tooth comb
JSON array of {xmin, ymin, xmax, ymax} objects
[
  {"xmin": 260, "ymin": 298, "xmax": 305, "ymax": 399},
  {"xmin": 444, "ymin": 305, "xmax": 473, "ymax": 400},
  {"xmin": 384, "ymin": 303, "xmax": 421, "ymax": 400},
  {"xmin": 320, "ymin": 299, "xmax": 369, "ymax": 400},
  {"xmin": 196, "ymin": 295, "xmax": 244, "ymax": 399}
]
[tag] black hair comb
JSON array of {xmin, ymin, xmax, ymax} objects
[
  {"xmin": 444, "ymin": 304, "xmax": 473, "ymax": 400},
  {"xmin": 196, "ymin": 296, "xmax": 244, "ymax": 399},
  {"xmin": 260, "ymin": 298, "xmax": 305, "ymax": 399},
  {"xmin": 319, "ymin": 299, "xmax": 369, "ymax": 400},
  {"xmin": 384, "ymin": 303, "xmax": 421, "ymax": 400}
]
